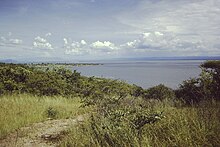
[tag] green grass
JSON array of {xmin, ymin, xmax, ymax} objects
[
  {"xmin": 0, "ymin": 94, "xmax": 87, "ymax": 139},
  {"xmin": 61, "ymin": 100, "xmax": 220, "ymax": 147}
]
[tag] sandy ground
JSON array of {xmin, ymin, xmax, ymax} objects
[{"xmin": 0, "ymin": 115, "xmax": 84, "ymax": 147}]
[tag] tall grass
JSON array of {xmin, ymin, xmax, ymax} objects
[
  {"xmin": 61, "ymin": 100, "xmax": 220, "ymax": 147},
  {"xmin": 0, "ymin": 94, "xmax": 86, "ymax": 139}
]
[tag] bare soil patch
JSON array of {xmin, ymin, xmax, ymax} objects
[{"xmin": 0, "ymin": 115, "xmax": 84, "ymax": 147}]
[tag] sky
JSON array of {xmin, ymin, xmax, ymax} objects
[{"xmin": 0, "ymin": 0, "xmax": 220, "ymax": 61}]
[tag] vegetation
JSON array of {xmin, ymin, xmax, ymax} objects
[
  {"xmin": 29, "ymin": 62, "xmax": 102, "ymax": 66},
  {"xmin": 62, "ymin": 100, "xmax": 220, "ymax": 147},
  {"xmin": 0, "ymin": 94, "xmax": 86, "ymax": 139},
  {"xmin": 0, "ymin": 62, "xmax": 133, "ymax": 139},
  {"xmin": 175, "ymin": 60, "xmax": 220, "ymax": 104},
  {"xmin": 61, "ymin": 60, "xmax": 220, "ymax": 147},
  {"xmin": 0, "ymin": 62, "xmax": 132, "ymax": 97},
  {"xmin": 0, "ymin": 60, "xmax": 220, "ymax": 146}
]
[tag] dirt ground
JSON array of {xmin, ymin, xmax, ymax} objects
[{"xmin": 0, "ymin": 115, "xmax": 84, "ymax": 147}]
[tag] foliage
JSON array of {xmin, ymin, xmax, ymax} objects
[
  {"xmin": 131, "ymin": 85, "xmax": 144, "ymax": 97},
  {"xmin": 143, "ymin": 84, "xmax": 175, "ymax": 100},
  {"xmin": 201, "ymin": 60, "xmax": 220, "ymax": 99},
  {"xmin": 175, "ymin": 60, "xmax": 220, "ymax": 104},
  {"xmin": 0, "ymin": 63, "xmax": 133, "ymax": 98},
  {"xmin": 62, "ymin": 100, "xmax": 220, "ymax": 147},
  {"xmin": 61, "ymin": 60, "xmax": 220, "ymax": 146},
  {"xmin": 175, "ymin": 78, "xmax": 203, "ymax": 104}
]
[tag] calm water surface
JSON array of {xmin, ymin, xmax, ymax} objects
[{"xmin": 71, "ymin": 60, "xmax": 203, "ymax": 89}]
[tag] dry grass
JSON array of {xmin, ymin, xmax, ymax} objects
[
  {"xmin": 61, "ymin": 100, "xmax": 220, "ymax": 147},
  {"xmin": 0, "ymin": 94, "xmax": 86, "ymax": 139}
]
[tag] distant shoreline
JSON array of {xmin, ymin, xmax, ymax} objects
[
  {"xmin": 0, "ymin": 56, "xmax": 220, "ymax": 64},
  {"xmin": 28, "ymin": 63, "xmax": 103, "ymax": 66}
]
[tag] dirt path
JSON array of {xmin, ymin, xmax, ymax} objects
[{"xmin": 0, "ymin": 115, "xmax": 84, "ymax": 147}]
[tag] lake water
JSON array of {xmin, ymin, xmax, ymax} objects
[{"xmin": 71, "ymin": 60, "xmax": 203, "ymax": 89}]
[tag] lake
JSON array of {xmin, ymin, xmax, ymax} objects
[{"xmin": 71, "ymin": 60, "xmax": 203, "ymax": 89}]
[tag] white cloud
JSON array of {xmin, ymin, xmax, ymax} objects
[
  {"xmin": 63, "ymin": 38, "xmax": 68, "ymax": 46},
  {"xmin": 45, "ymin": 32, "xmax": 52, "ymax": 37},
  {"xmin": 122, "ymin": 32, "xmax": 166, "ymax": 49},
  {"xmin": 91, "ymin": 41, "xmax": 118, "ymax": 50},
  {"xmin": 63, "ymin": 38, "xmax": 119, "ymax": 55},
  {"xmin": 121, "ymin": 31, "xmax": 209, "ymax": 56},
  {"xmin": 9, "ymin": 39, "xmax": 23, "ymax": 44},
  {"xmin": 0, "ymin": 35, "xmax": 23, "ymax": 46},
  {"xmin": 33, "ymin": 36, "xmax": 53, "ymax": 50},
  {"xmin": 63, "ymin": 38, "xmax": 90, "ymax": 55},
  {"xmin": 154, "ymin": 31, "xmax": 164, "ymax": 36},
  {"xmin": 81, "ymin": 40, "xmax": 87, "ymax": 45},
  {"xmin": 35, "ymin": 36, "xmax": 47, "ymax": 43}
]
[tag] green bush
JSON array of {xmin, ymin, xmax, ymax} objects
[
  {"xmin": 143, "ymin": 84, "xmax": 175, "ymax": 100},
  {"xmin": 131, "ymin": 85, "xmax": 144, "ymax": 97},
  {"xmin": 175, "ymin": 60, "xmax": 220, "ymax": 104},
  {"xmin": 175, "ymin": 78, "xmax": 203, "ymax": 105}
]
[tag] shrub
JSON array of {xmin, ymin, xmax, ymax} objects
[
  {"xmin": 131, "ymin": 85, "xmax": 144, "ymax": 97},
  {"xmin": 143, "ymin": 84, "xmax": 175, "ymax": 100},
  {"xmin": 175, "ymin": 60, "xmax": 220, "ymax": 104},
  {"xmin": 175, "ymin": 78, "xmax": 203, "ymax": 105},
  {"xmin": 45, "ymin": 106, "xmax": 59, "ymax": 119}
]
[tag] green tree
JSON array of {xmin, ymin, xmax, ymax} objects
[
  {"xmin": 201, "ymin": 60, "xmax": 220, "ymax": 100},
  {"xmin": 175, "ymin": 60, "xmax": 220, "ymax": 104}
]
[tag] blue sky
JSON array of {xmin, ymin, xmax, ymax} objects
[{"xmin": 0, "ymin": 0, "xmax": 220, "ymax": 61}]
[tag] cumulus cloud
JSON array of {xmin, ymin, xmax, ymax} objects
[
  {"xmin": 9, "ymin": 39, "xmax": 23, "ymax": 44},
  {"xmin": 63, "ymin": 38, "xmax": 89, "ymax": 55},
  {"xmin": 63, "ymin": 32, "xmax": 210, "ymax": 56},
  {"xmin": 91, "ymin": 41, "xmax": 117, "ymax": 50},
  {"xmin": 64, "ymin": 38, "xmax": 119, "ymax": 55},
  {"xmin": 90, "ymin": 41, "xmax": 119, "ymax": 54},
  {"xmin": 121, "ymin": 31, "xmax": 208, "ymax": 55},
  {"xmin": 81, "ymin": 40, "xmax": 87, "ymax": 45},
  {"xmin": 0, "ymin": 34, "xmax": 23, "ymax": 46},
  {"xmin": 33, "ymin": 36, "xmax": 53, "ymax": 50},
  {"xmin": 63, "ymin": 38, "xmax": 68, "ymax": 46},
  {"xmin": 122, "ymin": 32, "xmax": 167, "ymax": 49},
  {"xmin": 45, "ymin": 32, "xmax": 52, "ymax": 37}
]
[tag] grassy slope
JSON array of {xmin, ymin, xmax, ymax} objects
[
  {"xmin": 61, "ymin": 100, "xmax": 220, "ymax": 147},
  {"xmin": 0, "ymin": 94, "xmax": 87, "ymax": 139}
]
